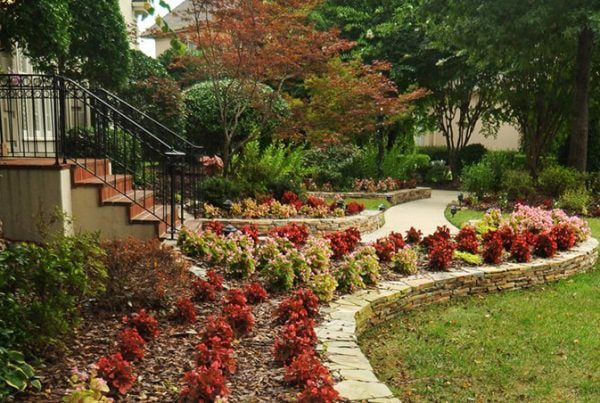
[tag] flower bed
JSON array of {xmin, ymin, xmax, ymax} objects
[
  {"xmin": 305, "ymin": 177, "xmax": 418, "ymax": 193},
  {"xmin": 308, "ymin": 187, "xmax": 432, "ymax": 207}
]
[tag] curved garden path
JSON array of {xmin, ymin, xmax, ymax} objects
[{"xmin": 362, "ymin": 189, "xmax": 457, "ymax": 242}]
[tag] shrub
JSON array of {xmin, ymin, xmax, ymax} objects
[
  {"xmin": 197, "ymin": 176, "xmax": 244, "ymax": 206},
  {"xmin": 534, "ymin": 232, "xmax": 557, "ymax": 258},
  {"xmin": 461, "ymin": 162, "xmax": 495, "ymax": 197},
  {"xmin": 269, "ymin": 223, "xmax": 310, "ymax": 248},
  {"xmin": 243, "ymin": 282, "xmax": 268, "ymax": 304},
  {"xmin": 558, "ymin": 188, "xmax": 591, "ymax": 215},
  {"xmin": 325, "ymin": 228, "xmax": 361, "ymax": 259},
  {"xmin": 390, "ymin": 247, "xmax": 419, "ymax": 275},
  {"xmin": 191, "ymin": 269, "xmax": 224, "ymax": 302},
  {"xmin": 179, "ymin": 362, "xmax": 229, "ymax": 402},
  {"xmin": 220, "ymin": 233, "xmax": 256, "ymax": 279},
  {"xmin": 373, "ymin": 237, "xmax": 400, "ymax": 262},
  {"xmin": 538, "ymin": 165, "xmax": 583, "ymax": 197},
  {"xmin": 455, "ymin": 226, "xmax": 479, "ymax": 254},
  {"xmin": 302, "ymin": 237, "xmax": 332, "ymax": 275},
  {"xmin": 453, "ymin": 250, "xmax": 483, "ymax": 265},
  {"xmin": 224, "ymin": 288, "xmax": 248, "ymax": 307},
  {"xmin": 501, "ymin": 170, "xmax": 533, "ymax": 201},
  {"xmin": 101, "ymin": 238, "xmax": 190, "ymax": 310},
  {"xmin": 222, "ymin": 304, "xmax": 255, "ymax": 337},
  {"xmin": 427, "ymin": 239, "xmax": 456, "ymax": 271},
  {"xmin": 200, "ymin": 316, "xmax": 234, "ymax": 347},
  {"xmin": 307, "ymin": 273, "xmax": 338, "ymax": 303},
  {"xmin": 482, "ymin": 231, "xmax": 503, "ymax": 264},
  {"xmin": 0, "ymin": 234, "xmax": 107, "ymax": 353},
  {"xmin": 284, "ymin": 351, "xmax": 330, "ymax": 386},
  {"xmin": 122, "ymin": 309, "xmax": 159, "ymax": 341},
  {"xmin": 118, "ymin": 328, "xmax": 146, "ymax": 361},
  {"xmin": 425, "ymin": 160, "xmax": 452, "ymax": 183},
  {"xmin": 405, "ymin": 227, "xmax": 423, "ymax": 244},
  {"xmin": 196, "ymin": 338, "xmax": 237, "ymax": 376},
  {"xmin": 345, "ymin": 202, "xmax": 365, "ymax": 215},
  {"xmin": 422, "ymin": 226, "xmax": 451, "ymax": 250},
  {"xmin": 273, "ymin": 319, "xmax": 317, "ymax": 365},
  {"xmin": 497, "ymin": 225, "xmax": 515, "ymax": 251},
  {"xmin": 297, "ymin": 377, "xmax": 339, "ymax": 403},
  {"xmin": 458, "ymin": 143, "xmax": 487, "ymax": 171},
  {"xmin": 354, "ymin": 246, "xmax": 381, "ymax": 286},
  {"xmin": 275, "ymin": 289, "xmax": 319, "ymax": 325},
  {"xmin": 239, "ymin": 224, "xmax": 259, "ymax": 244},
  {"xmin": 510, "ymin": 235, "xmax": 531, "ymax": 263},
  {"xmin": 203, "ymin": 221, "xmax": 225, "ymax": 235},
  {"xmin": 97, "ymin": 353, "xmax": 136, "ymax": 395},
  {"xmin": 334, "ymin": 256, "xmax": 365, "ymax": 293},
  {"xmin": 262, "ymin": 254, "xmax": 296, "ymax": 291},
  {"xmin": 174, "ymin": 297, "xmax": 197, "ymax": 324},
  {"xmin": 0, "ymin": 348, "xmax": 41, "ymax": 399},
  {"xmin": 551, "ymin": 224, "xmax": 577, "ymax": 251}
]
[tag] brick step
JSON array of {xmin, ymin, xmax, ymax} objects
[
  {"xmin": 72, "ymin": 159, "xmax": 111, "ymax": 181},
  {"xmin": 103, "ymin": 190, "xmax": 155, "ymax": 219},
  {"xmin": 131, "ymin": 204, "xmax": 179, "ymax": 238},
  {"xmin": 74, "ymin": 174, "xmax": 134, "ymax": 200}
]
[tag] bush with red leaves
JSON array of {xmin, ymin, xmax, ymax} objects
[
  {"xmin": 196, "ymin": 337, "xmax": 237, "ymax": 376},
  {"xmin": 273, "ymin": 318, "xmax": 317, "ymax": 365},
  {"xmin": 269, "ymin": 223, "xmax": 310, "ymax": 248},
  {"xmin": 174, "ymin": 297, "xmax": 197, "ymax": 323},
  {"xmin": 306, "ymin": 195, "xmax": 327, "ymax": 208},
  {"xmin": 122, "ymin": 309, "xmax": 159, "ymax": 341},
  {"xmin": 541, "ymin": 198, "xmax": 554, "ymax": 209},
  {"xmin": 497, "ymin": 225, "xmax": 515, "ymax": 251},
  {"xmin": 388, "ymin": 232, "xmax": 405, "ymax": 249},
  {"xmin": 203, "ymin": 221, "xmax": 224, "ymax": 235},
  {"xmin": 510, "ymin": 235, "xmax": 531, "ymax": 263},
  {"xmin": 222, "ymin": 303, "xmax": 255, "ymax": 337},
  {"xmin": 373, "ymin": 232, "xmax": 405, "ymax": 262},
  {"xmin": 97, "ymin": 353, "xmax": 136, "ymax": 395},
  {"xmin": 325, "ymin": 227, "xmax": 361, "ymax": 259},
  {"xmin": 551, "ymin": 223, "xmax": 576, "ymax": 251},
  {"xmin": 275, "ymin": 288, "xmax": 320, "ymax": 324},
  {"xmin": 243, "ymin": 282, "xmax": 268, "ymax": 304},
  {"xmin": 118, "ymin": 328, "xmax": 146, "ymax": 362},
  {"xmin": 405, "ymin": 227, "xmax": 423, "ymax": 244},
  {"xmin": 345, "ymin": 201, "xmax": 365, "ymax": 216},
  {"xmin": 534, "ymin": 231, "xmax": 557, "ymax": 258},
  {"xmin": 427, "ymin": 239, "xmax": 456, "ymax": 271},
  {"xmin": 282, "ymin": 191, "xmax": 300, "ymax": 205},
  {"xmin": 422, "ymin": 226, "xmax": 452, "ymax": 250},
  {"xmin": 224, "ymin": 288, "xmax": 248, "ymax": 306},
  {"xmin": 455, "ymin": 226, "xmax": 479, "ymax": 254},
  {"xmin": 297, "ymin": 376, "xmax": 340, "ymax": 403},
  {"xmin": 192, "ymin": 269, "xmax": 224, "ymax": 302},
  {"xmin": 179, "ymin": 362, "xmax": 229, "ymax": 402},
  {"xmin": 284, "ymin": 351, "xmax": 330, "ymax": 386},
  {"xmin": 239, "ymin": 224, "xmax": 259, "ymax": 243},
  {"xmin": 482, "ymin": 231, "xmax": 504, "ymax": 264},
  {"xmin": 200, "ymin": 315, "xmax": 234, "ymax": 347}
]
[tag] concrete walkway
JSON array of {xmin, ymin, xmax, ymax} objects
[{"xmin": 362, "ymin": 189, "xmax": 457, "ymax": 242}]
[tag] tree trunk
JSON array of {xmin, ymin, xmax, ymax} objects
[
  {"xmin": 222, "ymin": 138, "xmax": 231, "ymax": 177},
  {"xmin": 568, "ymin": 26, "xmax": 593, "ymax": 172}
]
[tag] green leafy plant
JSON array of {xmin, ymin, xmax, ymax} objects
[
  {"xmin": 307, "ymin": 273, "xmax": 338, "ymax": 303},
  {"xmin": 0, "ymin": 348, "xmax": 41, "ymax": 399},
  {"xmin": 538, "ymin": 165, "xmax": 583, "ymax": 197},
  {"xmin": 461, "ymin": 162, "xmax": 495, "ymax": 197},
  {"xmin": 558, "ymin": 188, "xmax": 591, "ymax": 215},
  {"xmin": 390, "ymin": 247, "xmax": 418, "ymax": 275},
  {"xmin": 453, "ymin": 250, "xmax": 483, "ymax": 265},
  {"xmin": 501, "ymin": 170, "xmax": 533, "ymax": 200}
]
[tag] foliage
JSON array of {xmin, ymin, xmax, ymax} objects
[
  {"xmin": 346, "ymin": 201, "xmax": 365, "ymax": 215},
  {"xmin": 461, "ymin": 162, "xmax": 496, "ymax": 197},
  {"xmin": 198, "ymin": 177, "xmax": 245, "ymax": 206},
  {"xmin": 273, "ymin": 318, "xmax": 317, "ymax": 365},
  {"xmin": 174, "ymin": 297, "xmax": 197, "ymax": 324},
  {"xmin": 275, "ymin": 289, "xmax": 320, "ymax": 325},
  {"xmin": 284, "ymin": 351, "xmax": 330, "ymax": 386},
  {"xmin": 0, "ymin": 348, "xmax": 41, "ymax": 399},
  {"xmin": 307, "ymin": 273, "xmax": 338, "ymax": 303},
  {"xmin": 100, "ymin": 238, "xmax": 191, "ymax": 310},
  {"xmin": 501, "ymin": 170, "xmax": 534, "ymax": 201},
  {"xmin": 97, "ymin": 353, "xmax": 136, "ymax": 395},
  {"xmin": 558, "ymin": 188, "xmax": 591, "ymax": 214},
  {"xmin": 0, "ymin": 234, "xmax": 106, "ymax": 353},
  {"xmin": 303, "ymin": 144, "xmax": 362, "ymax": 189},
  {"xmin": 118, "ymin": 328, "xmax": 146, "ymax": 362},
  {"xmin": 222, "ymin": 303, "xmax": 255, "ymax": 338},
  {"xmin": 533, "ymin": 232, "xmax": 558, "ymax": 258},
  {"xmin": 325, "ymin": 228, "xmax": 362, "ymax": 259},
  {"xmin": 538, "ymin": 165, "xmax": 584, "ymax": 197},
  {"xmin": 269, "ymin": 224, "xmax": 310, "ymax": 248},
  {"xmin": 179, "ymin": 362, "xmax": 229, "ymax": 402},
  {"xmin": 243, "ymin": 282, "xmax": 268, "ymax": 304},
  {"xmin": 122, "ymin": 309, "xmax": 159, "ymax": 341},
  {"xmin": 427, "ymin": 238, "xmax": 456, "ymax": 271},
  {"xmin": 354, "ymin": 246, "xmax": 381, "ymax": 286},
  {"xmin": 297, "ymin": 378, "xmax": 340, "ymax": 403},
  {"xmin": 200, "ymin": 316, "xmax": 234, "ymax": 348},
  {"xmin": 455, "ymin": 226, "xmax": 479, "ymax": 254},
  {"xmin": 453, "ymin": 250, "xmax": 483, "ymax": 266},
  {"xmin": 261, "ymin": 254, "xmax": 296, "ymax": 292},
  {"xmin": 195, "ymin": 338, "xmax": 237, "ymax": 377},
  {"xmin": 405, "ymin": 227, "xmax": 423, "ymax": 244},
  {"xmin": 458, "ymin": 143, "xmax": 488, "ymax": 172},
  {"xmin": 551, "ymin": 224, "xmax": 577, "ymax": 251},
  {"xmin": 425, "ymin": 160, "xmax": 453, "ymax": 184},
  {"xmin": 63, "ymin": 367, "xmax": 111, "ymax": 403},
  {"xmin": 303, "ymin": 238, "xmax": 333, "ymax": 275},
  {"xmin": 390, "ymin": 248, "xmax": 419, "ymax": 275},
  {"xmin": 482, "ymin": 232, "xmax": 504, "ymax": 264},
  {"xmin": 509, "ymin": 235, "xmax": 531, "ymax": 263},
  {"xmin": 192, "ymin": 269, "xmax": 224, "ymax": 302}
]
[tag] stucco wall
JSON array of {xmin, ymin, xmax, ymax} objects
[{"xmin": 0, "ymin": 166, "xmax": 73, "ymax": 242}]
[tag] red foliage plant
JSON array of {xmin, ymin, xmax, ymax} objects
[
  {"xmin": 482, "ymin": 231, "xmax": 504, "ymax": 264},
  {"xmin": 269, "ymin": 223, "xmax": 310, "ymax": 248},
  {"xmin": 196, "ymin": 337, "xmax": 237, "ymax": 376},
  {"xmin": 297, "ymin": 376, "xmax": 340, "ymax": 403},
  {"xmin": 510, "ymin": 235, "xmax": 531, "ymax": 263},
  {"xmin": 422, "ymin": 226, "xmax": 451, "ymax": 250},
  {"xmin": 200, "ymin": 315, "xmax": 235, "ymax": 347},
  {"xmin": 122, "ymin": 309, "xmax": 159, "ymax": 341},
  {"xmin": 174, "ymin": 297, "xmax": 197, "ymax": 323},
  {"xmin": 275, "ymin": 288, "xmax": 320, "ymax": 325},
  {"xmin": 427, "ymin": 239, "xmax": 456, "ymax": 271},
  {"xmin": 534, "ymin": 231, "xmax": 557, "ymax": 258},
  {"xmin": 405, "ymin": 226, "xmax": 423, "ymax": 244},
  {"xmin": 307, "ymin": 195, "xmax": 327, "ymax": 208},
  {"xmin": 239, "ymin": 224, "xmax": 259, "ymax": 243},
  {"xmin": 191, "ymin": 269, "xmax": 224, "ymax": 302},
  {"xmin": 551, "ymin": 223, "xmax": 576, "ymax": 251},
  {"xmin": 455, "ymin": 226, "xmax": 479, "ymax": 254},
  {"xmin": 284, "ymin": 350, "xmax": 330, "ymax": 386},
  {"xmin": 203, "ymin": 221, "xmax": 225, "ymax": 235},
  {"xmin": 243, "ymin": 282, "xmax": 268, "ymax": 304},
  {"xmin": 273, "ymin": 318, "xmax": 317, "ymax": 365},
  {"xmin": 118, "ymin": 328, "xmax": 146, "ymax": 362},
  {"xmin": 97, "ymin": 353, "xmax": 136, "ymax": 395},
  {"xmin": 345, "ymin": 201, "xmax": 365, "ymax": 215},
  {"xmin": 282, "ymin": 191, "xmax": 300, "ymax": 205},
  {"xmin": 179, "ymin": 362, "xmax": 229, "ymax": 403},
  {"xmin": 373, "ymin": 237, "xmax": 396, "ymax": 262},
  {"xmin": 497, "ymin": 225, "xmax": 515, "ymax": 251},
  {"xmin": 224, "ymin": 288, "xmax": 248, "ymax": 307},
  {"xmin": 222, "ymin": 303, "xmax": 255, "ymax": 337},
  {"xmin": 325, "ymin": 227, "xmax": 361, "ymax": 259}
]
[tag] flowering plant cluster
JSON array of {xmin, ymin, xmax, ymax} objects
[
  {"xmin": 118, "ymin": 328, "xmax": 146, "ymax": 362},
  {"xmin": 122, "ymin": 309, "xmax": 159, "ymax": 341},
  {"xmin": 191, "ymin": 269, "xmax": 224, "ymax": 302},
  {"xmin": 405, "ymin": 226, "xmax": 423, "ymax": 244},
  {"xmin": 373, "ymin": 232, "xmax": 405, "ymax": 261},
  {"xmin": 551, "ymin": 223, "xmax": 577, "ymax": 251},
  {"xmin": 63, "ymin": 366, "xmax": 112, "ymax": 402},
  {"xmin": 244, "ymin": 281, "xmax": 269, "ymax": 304},
  {"xmin": 482, "ymin": 231, "xmax": 504, "ymax": 264},
  {"xmin": 390, "ymin": 247, "xmax": 418, "ymax": 275},
  {"xmin": 174, "ymin": 297, "xmax": 197, "ymax": 323},
  {"xmin": 510, "ymin": 235, "xmax": 531, "ymax": 263},
  {"xmin": 269, "ymin": 223, "xmax": 310, "ymax": 247},
  {"xmin": 345, "ymin": 201, "xmax": 365, "ymax": 215},
  {"xmin": 533, "ymin": 231, "xmax": 557, "ymax": 258},
  {"xmin": 203, "ymin": 220, "xmax": 224, "ymax": 235},
  {"xmin": 352, "ymin": 177, "xmax": 416, "ymax": 192},
  {"xmin": 325, "ymin": 227, "xmax": 361, "ymax": 259},
  {"xmin": 222, "ymin": 288, "xmax": 255, "ymax": 337},
  {"xmin": 96, "ymin": 353, "xmax": 136, "ymax": 396},
  {"xmin": 335, "ymin": 246, "xmax": 380, "ymax": 292},
  {"xmin": 428, "ymin": 236, "xmax": 456, "ymax": 271},
  {"xmin": 455, "ymin": 226, "xmax": 479, "ymax": 254}
]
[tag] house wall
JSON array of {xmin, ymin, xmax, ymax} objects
[
  {"xmin": 0, "ymin": 165, "xmax": 73, "ymax": 242},
  {"xmin": 155, "ymin": 36, "xmax": 173, "ymax": 57},
  {"xmin": 417, "ymin": 121, "xmax": 521, "ymax": 151}
]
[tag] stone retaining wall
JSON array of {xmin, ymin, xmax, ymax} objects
[
  {"xmin": 308, "ymin": 187, "xmax": 432, "ymax": 206},
  {"xmin": 196, "ymin": 210, "xmax": 385, "ymax": 235},
  {"xmin": 316, "ymin": 237, "xmax": 599, "ymax": 402}
]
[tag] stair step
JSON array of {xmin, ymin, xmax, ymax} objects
[
  {"xmin": 104, "ymin": 190, "xmax": 155, "ymax": 218},
  {"xmin": 132, "ymin": 204, "xmax": 179, "ymax": 239},
  {"xmin": 72, "ymin": 159, "xmax": 110, "ymax": 180},
  {"xmin": 74, "ymin": 174, "xmax": 134, "ymax": 200}
]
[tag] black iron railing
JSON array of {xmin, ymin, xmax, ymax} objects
[{"xmin": 0, "ymin": 74, "xmax": 203, "ymax": 238}]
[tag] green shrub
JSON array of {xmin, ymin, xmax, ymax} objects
[
  {"xmin": 198, "ymin": 176, "xmax": 245, "ymax": 206},
  {"xmin": 390, "ymin": 247, "xmax": 418, "ymax": 275},
  {"xmin": 453, "ymin": 250, "xmax": 483, "ymax": 266},
  {"xmin": 354, "ymin": 246, "xmax": 381, "ymax": 286},
  {"xmin": 458, "ymin": 143, "xmax": 487, "ymax": 171},
  {"xmin": 425, "ymin": 160, "xmax": 452, "ymax": 184},
  {"xmin": 0, "ymin": 234, "xmax": 106, "ymax": 353},
  {"xmin": 308, "ymin": 273, "xmax": 337, "ymax": 303},
  {"xmin": 585, "ymin": 172, "xmax": 600, "ymax": 195},
  {"xmin": 482, "ymin": 151, "xmax": 524, "ymax": 182},
  {"xmin": 461, "ymin": 162, "xmax": 496, "ymax": 197},
  {"xmin": 558, "ymin": 188, "xmax": 591, "ymax": 215},
  {"xmin": 0, "ymin": 347, "xmax": 41, "ymax": 399},
  {"xmin": 501, "ymin": 170, "xmax": 534, "ymax": 200},
  {"xmin": 538, "ymin": 165, "xmax": 584, "ymax": 197},
  {"xmin": 418, "ymin": 146, "xmax": 448, "ymax": 162},
  {"xmin": 262, "ymin": 254, "xmax": 295, "ymax": 291},
  {"xmin": 335, "ymin": 256, "xmax": 365, "ymax": 293},
  {"xmin": 304, "ymin": 144, "xmax": 362, "ymax": 189}
]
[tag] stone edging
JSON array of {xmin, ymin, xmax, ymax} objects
[
  {"xmin": 196, "ymin": 210, "xmax": 385, "ymax": 235},
  {"xmin": 316, "ymin": 238, "xmax": 599, "ymax": 402},
  {"xmin": 308, "ymin": 187, "xmax": 432, "ymax": 206}
]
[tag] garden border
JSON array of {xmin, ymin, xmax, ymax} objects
[
  {"xmin": 315, "ymin": 237, "xmax": 599, "ymax": 402},
  {"xmin": 195, "ymin": 210, "xmax": 385, "ymax": 235},
  {"xmin": 307, "ymin": 187, "xmax": 432, "ymax": 206}
]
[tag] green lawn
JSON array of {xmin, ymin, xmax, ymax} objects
[
  {"xmin": 326, "ymin": 197, "xmax": 390, "ymax": 211},
  {"xmin": 360, "ymin": 212, "xmax": 600, "ymax": 402},
  {"xmin": 444, "ymin": 206, "xmax": 485, "ymax": 228}
]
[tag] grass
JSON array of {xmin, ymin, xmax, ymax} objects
[
  {"xmin": 326, "ymin": 197, "xmax": 390, "ymax": 211},
  {"xmin": 360, "ymin": 211, "xmax": 600, "ymax": 402},
  {"xmin": 444, "ymin": 206, "xmax": 485, "ymax": 228}
]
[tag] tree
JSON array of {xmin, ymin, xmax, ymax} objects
[{"xmin": 177, "ymin": 0, "xmax": 351, "ymax": 175}]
